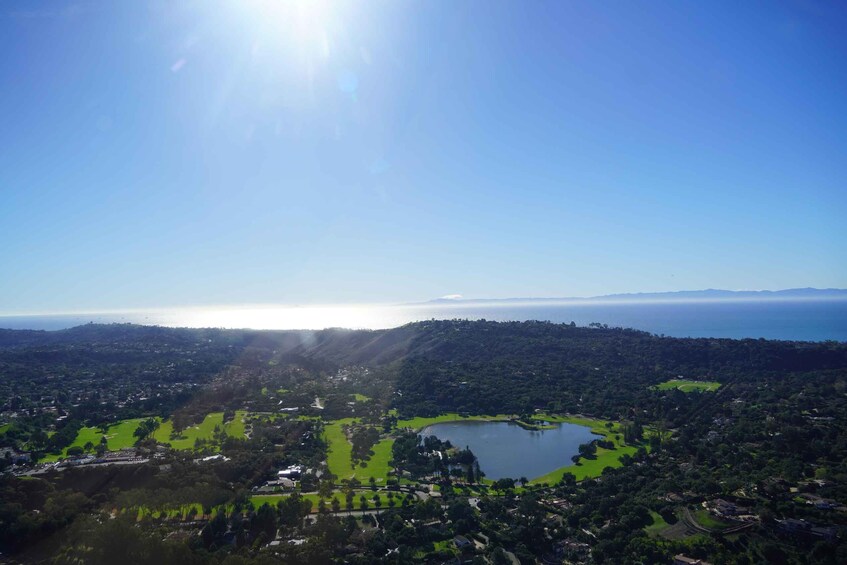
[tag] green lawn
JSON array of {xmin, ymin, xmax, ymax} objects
[
  {"xmin": 693, "ymin": 508, "xmax": 732, "ymax": 530},
  {"xmin": 397, "ymin": 413, "xmax": 513, "ymax": 431},
  {"xmin": 653, "ymin": 379, "xmax": 721, "ymax": 392},
  {"xmin": 433, "ymin": 539, "xmax": 457, "ymax": 553},
  {"xmin": 327, "ymin": 412, "xmax": 511, "ymax": 480},
  {"xmin": 251, "ymin": 493, "xmax": 324, "ymax": 509},
  {"xmin": 645, "ymin": 510, "xmax": 670, "ymax": 536},
  {"xmin": 250, "ymin": 491, "xmax": 386, "ymax": 512},
  {"xmin": 324, "ymin": 419, "xmax": 393, "ymax": 482},
  {"xmin": 106, "ymin": 418, "xmax": 153, "ymax": 449},
  {"xmin": 133, "ymin": 503, "xmax": 206, "ymax": 521},
  {"xmin": 42, "ymin": 418, "xmax": 151, "ymax": 462},
  {"xmin": 44, "ymin": 411, "xmax": 249, "ymax": 461},
  {"xmin": 353, "ymin": 393, "xmax": 370, "ymax": 402},
  {"xmin": 261, "ymin": 387, "xmax": 289, "ymax": 395},
  {"xmin": 528, "ymin": 414, "xmax": 644, "ymax": 484},
  {"xmin": 152, "ymin": 410, "xmax": 247, "ymax": 450}
]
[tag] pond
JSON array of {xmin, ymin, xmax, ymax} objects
[{"xmin": 420, "ymin": 420, "xmax": 601, "ymax": 481}]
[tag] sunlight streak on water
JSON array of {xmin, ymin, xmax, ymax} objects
[
  {"xmin": 177, "ymin": 304, "xmax": 408, "ymax": 330},
  {"xmin": 1, "ymin": 300, "xmax": 846, "ymax": 341}
]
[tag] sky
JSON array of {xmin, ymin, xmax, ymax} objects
[{"xmin": 1, "ymin": 0, "xmax": 846, "ymax": 314}]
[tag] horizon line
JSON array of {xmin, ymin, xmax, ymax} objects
[{"xmin": 2, "ymin": 287, "xmax": 847, "ymax": 318}]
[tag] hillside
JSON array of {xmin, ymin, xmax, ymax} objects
[{"xmin": 2, "ymin": 320, "xmax": 847, "ymax": 564}]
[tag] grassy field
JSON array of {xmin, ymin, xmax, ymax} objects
[
  {"xmin": 693, "ymin": 508, "xmax": 732, "ymax": 530},
  {"xmin": 654, "ymin": 379, "xmax": 721, "ymax": 392},
  {"xmin": 152, "ymin": 410, "xmax": 248, "ymax": 450},
  {"xmin": 353, "ymin": 393, "xmax": 370, "ymax": 402},
  {"xmin": 133, "ymin": 503, "xmax": 206, "ymax": 521},
  {"xmin": 42, "ymin": 418, "xmax": 151, "ymax": 462},
  {"xmin": 43, "ymin": 412, "xmax": 247, "ymax": 458},
  {"xmin": 645, "ymin": 510, "xmax": 670, "ymax": 536},
  {"xmin": 658, "ymin": 510, "xmax": 699, "ymax": 541},
  {"xmin": 250, "ymin": 493, "xmax": 324, "ymax": 509},
  {"xmin": 324, "ymin": 419, "xmax": 393, "ymax": 482},
  {"xmin": 397, "ymin": 413, "xmax": 513, "ymax": 431},
  {"xmin": 106, "ymin": 418, "xmax": 154, "ymax": 449},
  {"xmin": 325, "ymin": 412, "xmax": 646, "ymax": 486},
  {"xmin": 251, "ymin": 491, "xmax": 389, "ymax": 512},
  {"xmin": 433, "ymin": 539, "xmax": 457, "ymax": 554},
  {"xmin": 528, "ymin": 414, "xmax": 643, "ymax": 484}
]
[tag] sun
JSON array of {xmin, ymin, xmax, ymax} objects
[
  {"xmin": 243, "ymin": 0, "xmax": 333, "ymax": 47},
  {"xmin": 229, "ymin": 0, "xmax": 341, "ymax": 79}
]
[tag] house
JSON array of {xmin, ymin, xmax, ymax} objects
[
  {"xmin": 1, "ymin": 448, "xmax": 30, "ymax": 465},
  {"xmin": 673, "ymin": 556, "xmax": 713, "ymax": 565},
  {"xmin": 777, "ymin": 518, "xmax": 809, "ymax": 534},
  {"xmin": 710, "ymin": 498, "xmax": 740, "ymax": 516},
  {"xmin": 776, "ymin": 518, "xmax": 837, "ymax": 541},
  {"xmin": 453, "ymin": 535, "xmax": 472, "ymax": 549},
  {"xmin": 197, "ymin": 454, "xmax": 229, "ymax": 463},
  {"xmin": 278, "ymin": 464, "xmax": 303, "ymax": 479}
]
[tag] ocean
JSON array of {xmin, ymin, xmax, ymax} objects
[{"xmin": 1, "ymin": 299, "xmax": 846, "ymax": 342}]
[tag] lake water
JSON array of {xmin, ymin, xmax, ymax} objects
[
  {"xmin": 420, "ymin": 420, "xmax": 601, "ymax": 481},
  {"xmin": 1, "ymin": 298, "xmax": 846, "ymax": 342}
]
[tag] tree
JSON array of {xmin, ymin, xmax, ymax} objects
[
  {"xmin": 578, "ymin": 441, "xmax": 597, "ymax": 458},
  {"xmin": 318, "ymin": 478, "xmax": 334, "ymax": 499},
  {"xmin": 559, "ymin": 472, "xmax": 577, "ymax": 487},
  {"xmin": 492, "ymin": 547, "xmax": 512, "ymax": 565},
  {"xmin": 493, "ymin": 478, "xmax": 515, "ymax": 492},
  {"xmin": 30, "ymin": 429, "xmax": 48, "ymax": 449},
  {"xmin": 202, "ymin": 512, "xmax": 228, "ymax": 547},
  {"xmin": 623, "ymin": 422, "xmax": 643, "ymax": 444},
  {"xmin": 133, "ymin": 418, "xmax": 159, "ymax": 442},
  {"xmin": 250, "ymin": 503, "xmax": 277, "ymax": 539}
]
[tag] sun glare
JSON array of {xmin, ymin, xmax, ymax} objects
[{"xmin": 243, "ymin": 0, "xmax": 334, "ymax": 53}]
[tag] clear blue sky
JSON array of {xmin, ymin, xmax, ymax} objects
[{"xmin": 1, "ymin": 1, "xmax": 845, "ymax": 313}]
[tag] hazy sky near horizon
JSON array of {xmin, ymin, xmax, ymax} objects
[{"xmin": 1, "ymin": 1, "xmax": 846, "ymax": 313}]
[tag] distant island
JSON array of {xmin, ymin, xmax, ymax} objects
[{"xmin": 425, "ymin": 287, "xmax": 847, "ymax": 304}]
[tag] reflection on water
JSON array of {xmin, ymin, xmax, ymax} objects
[
  {"xmin": 421, "ymin": 420, "xmax": 601, "ymax": 481},
  {"xmin": 1, "ymin": 299, "xmax": 847, "ymax": 341}
]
